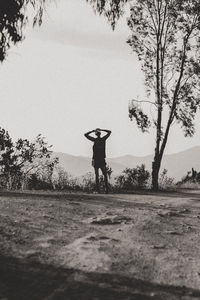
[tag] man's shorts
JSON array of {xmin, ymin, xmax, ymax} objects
[{"xmin": 92, "ymin": 158, "xmax": 106, "ymax": 169}]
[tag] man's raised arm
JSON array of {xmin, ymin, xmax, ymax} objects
[
  {"xmin": 100, "ymin": 129, "xmax": 111, "ymax": 140},
  {"xmin": 84, "ymin": 130, "xmax": 95, "ymax": 141}
]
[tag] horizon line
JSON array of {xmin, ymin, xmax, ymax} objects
[{"xmin": 52, "ymin": 145, "xmax": 200, "ymax": 159}]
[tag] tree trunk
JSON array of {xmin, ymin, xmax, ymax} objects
[{"xmin": 152, "ymin": 157, "xmax": 161, "ymax": 191}]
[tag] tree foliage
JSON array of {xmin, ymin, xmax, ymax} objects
[
  {"xmin": 86, "ymin": 0, "xmax": 128, "ymax": 29},
  {"xmin": 0, "ymin": 0, "xmax": 48, "ymax": 61},
  {"xmin": 0, "ymin": 128, "xmax": 58, "ymax": 189},
  {"xmin": 129, "ymin": 101, "xmax": 151, "ymax": 132}
]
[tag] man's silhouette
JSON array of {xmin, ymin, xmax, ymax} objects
[{"xmin": 84, "ymin": 128, "xmax": 111, "ymax": 193}]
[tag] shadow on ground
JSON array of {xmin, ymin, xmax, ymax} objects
[{"xmin": 0, "ymin": 254, "xmax": 200, "ymax": 300}]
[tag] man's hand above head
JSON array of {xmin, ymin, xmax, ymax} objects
[
  {"xmin": 100, "ymin": 129, "xmax": 112, "ymax": 133},
  {"xmin": 85, "ymin": 129, "xmax": 95, "ymax": 134},
  {"xmin": 100, "ymin": 129, "xmax": 111, "ymax": 139},
  {"xmin": 84, "ymin": 129, "xmax": 96, "ymax": 141}
]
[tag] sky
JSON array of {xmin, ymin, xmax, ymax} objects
[{"xmin": 0, "ymin": 0, "xmax": 200, "ymax": 158}]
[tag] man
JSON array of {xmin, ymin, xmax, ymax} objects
[{"xmin": 84, "ymin": 128, "xmax": 111, "ymax": 193}]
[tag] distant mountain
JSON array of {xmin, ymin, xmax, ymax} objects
[
  {"xmin": 53, "ymin": 146, "xmax": 200, "ymax": 181},
  {"xmin": 53, "ymin": 152, "xmax": 125, "ymax": 178}
]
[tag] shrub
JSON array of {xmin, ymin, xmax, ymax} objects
[
  {"xmin": 52, "ymin": 166, "xmax": 81, "ymax": 191},
  {"xmin": 159, "ymin": 169, "xmax": 175, "ymax": 189},
  {"xmin": 81, "ymin": 172, "xmax": 96, "ymax": 192},
  {"xmin": 27, "ymin": 173, "xmax": 53, "ymax": 190},
  {"xmin": 176, "ymin": 168, "xmax": 200, "ymax": 189},
  {"xmin": 115, "ymin": 164, "xmax": 150, "ymax": 191}
]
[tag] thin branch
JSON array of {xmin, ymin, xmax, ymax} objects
[
  {"xmin": 145, "ymin": 2, "xmax": 157, "ymax": 34},
  {"xmin": 180, "ymin": 73, "xmax": 195, "ymax": 88},
  {"xmin": 152, "ymin": 0, "xmax": 159, "ymax": 25},
  {"xmin": 130, "ymin": 99, "xmax": 157, "ymax": 106},
  {"xmin": 159, "ymin": 1, "xmax": 167, "ymax": 43}
]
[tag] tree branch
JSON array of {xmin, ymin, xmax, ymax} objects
[{"xmin": 130, "ymin": 99, "xmax": 157, "ymax": 107}]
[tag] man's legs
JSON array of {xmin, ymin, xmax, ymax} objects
[
  {"xmin": 101, "ymin": 166, "xmax": 109, "ymax": 193},
  {"xmin": 94, "ymin": 167, "xmax": 100, "ymax": 193}
]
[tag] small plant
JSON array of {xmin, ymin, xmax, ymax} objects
[
  {"xmin": 159, "ymin": 169, "xmax": 174, "ymax": 190},
  {"xmin": 106, "ymin": 165, "xmax": 113, "ymax": 179},
  {"xmin": 81, "ymin": 172, "xmax": 96, "ymax": 192}
]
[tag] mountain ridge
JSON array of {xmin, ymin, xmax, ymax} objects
[{"xmin": 53, "ymin": 146, "xmax": 200, "ymax": 180}]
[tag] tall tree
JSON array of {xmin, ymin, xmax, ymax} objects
[
  {"xmin": 0, "ymin": 0, "xmax": 48, "ymax": 62},
  {"xmin": 87, "ymin": 0, "xmax": 200, "ymax": 190}
]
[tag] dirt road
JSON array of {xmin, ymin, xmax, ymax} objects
[{"xmin": 0, "ymin": 190, "xmax": 200, "ymax": 299}]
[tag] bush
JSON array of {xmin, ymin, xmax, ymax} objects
[
  {"xmin": 115, "ymin": 164, "xmax": 150, "ymax": 191},
  {"xmin": 177, "ymin": 181, "xmax": 200, "ymax": 189},
  {"xmin": 176, "ymin": 168, "xmax": 200, "ymax": 189},
  {"xmin": 159, "ymin": 169, "xmax": 175, "ymax": 189},
  {"xmin": 27, "ymin": 174, "xmax": 53, "ymax": 190},
  {"xmin": 52, "ymin": 166, "xmax": 81, "ymax": 191},
  {"xmin": 81, "ymin": 172, "xmax": 96, "ymax": 192}
]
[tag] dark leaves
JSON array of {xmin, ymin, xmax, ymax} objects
[
  {"xmin": 0, "ymin": 0, "xmax": 46, "ymax": 62},
  {"xmin": 86, "ymin": 0, "xmax": 128, "ymax": 29},
  {"xmin": 129, "ymin": 101, "xmax": 151, "ymax": 132}
]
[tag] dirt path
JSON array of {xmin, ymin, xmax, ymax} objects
[{"xmin": 0, "ymin": 190, "xmax": 200, "ymax": 299}]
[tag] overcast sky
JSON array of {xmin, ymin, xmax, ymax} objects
[{"xmin": 0, "ymin": 0, "xmax": 199, "ymax": 158}]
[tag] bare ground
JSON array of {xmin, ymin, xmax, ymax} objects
[{"xmin": 0, "ymin": 190, "xmax": 200, "ymax": 299}]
